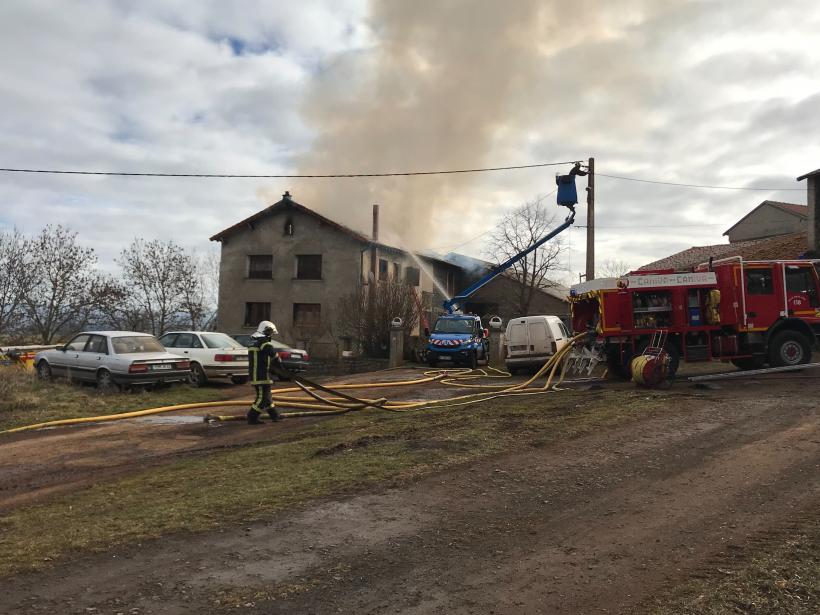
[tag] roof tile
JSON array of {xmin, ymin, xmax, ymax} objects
[{"xmin": 640, "ymin": 233, "xmax": 808, "ymax": 271}]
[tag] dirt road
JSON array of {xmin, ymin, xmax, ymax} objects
[
  {"xmin": 2, "ymin": 372, "xmax": 818, "ymax": 614},
  {"xmin": 0, "ymin": 369, "xmax": 440, "ymax": 513}
]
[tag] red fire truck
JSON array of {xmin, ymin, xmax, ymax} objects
[{"xmin": 569, "ymin": 257, "xmax": 820, "ymax": 378}]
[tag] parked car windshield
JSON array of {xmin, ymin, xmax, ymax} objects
[
  {"xmin": 111, "ymin": 336, "xmax": 166, "ymax": 354},
  {"xmin": 434, "ymin": 319, "xmax": 475, "ymax": 334},
  {"xmin": 201, "ymin": 333, "xmax": 242, "ymax": 349}
]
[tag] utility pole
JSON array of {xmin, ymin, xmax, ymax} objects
[{"xmin": 585, "ymin": 157, "xmax": 595, "ymax": 281}]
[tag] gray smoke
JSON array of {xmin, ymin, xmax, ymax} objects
[{"xmin": 264, "ymin": 0, "xmax": 672, "ymax": 247}]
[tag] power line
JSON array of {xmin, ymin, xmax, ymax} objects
[
  {"xmin": 0, "ymin": 163, "xmax": 804, "ymax": 191},
  {"xmin": 597, "ymin": 172, "xmax": 802, "ymax": 191},
  {"xmin": 0, "ymin": 160, "xmax": 580, "ymax": 179},
  {"xmin": 573, "ymin": 222, "xmax": 729, "ymax": 229}
]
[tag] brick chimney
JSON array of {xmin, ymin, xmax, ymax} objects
[{"xmin": 796, "ymin": 168, "xmax": 820, "ymax": 254}]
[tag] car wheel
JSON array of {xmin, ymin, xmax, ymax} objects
[
  {"xmin": 96, "ymin": 369, "xmax": 118, "ymax": 391},
  {"xmin": 37, "ymin": 361, "xmax": 52, "ymax": 381},
  {"xmin": 231, "ymin": 376, "xmax": 248, "ymax": 385},
  {"xmin": 768, "ymin": 330, "xmax": 811, "ymax": 367},
  {"xmin": 189, "ymin": 363, "xmax": 208, "ymax": 387}
]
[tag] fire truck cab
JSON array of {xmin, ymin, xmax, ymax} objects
[{"xmin": 569, "ymin": 258, "xmax": 820, "ymax": 378}]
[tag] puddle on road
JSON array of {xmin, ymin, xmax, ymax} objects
[{"xmin": 131, "ymin": 415, "xmax": 204, "ymax": 425}]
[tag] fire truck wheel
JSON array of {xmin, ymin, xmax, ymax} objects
[{"xmin": 768, "ymin": 330, "xmax": 811, "ymax": 367}]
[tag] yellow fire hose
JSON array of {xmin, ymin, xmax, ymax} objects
[{"xmin": 2, "ymin": 334, "xmax": 588, "ymax": 435}]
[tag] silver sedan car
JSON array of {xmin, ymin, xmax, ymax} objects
[{"xmin": 35, "ymin": 331, "xmax": 191, "ymax": 388}]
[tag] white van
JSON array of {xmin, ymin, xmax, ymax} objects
[{"xmin": 504, "ymin": 315, "xmax": 571, "ymax": 373}]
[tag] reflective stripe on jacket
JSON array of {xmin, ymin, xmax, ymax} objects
[{"xmin": 248, "ymin": 338, "xmax": 275, "ymax": 384}]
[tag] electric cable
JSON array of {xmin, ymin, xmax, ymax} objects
[
  {"xmin": 0, "ymin": 160, "xmax": 580, "ymax": 179},
  {"xmin": 596, "ymin": 172, "xmax": 802, "ymax": 191}
]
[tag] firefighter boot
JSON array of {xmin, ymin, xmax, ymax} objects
[
  {"xmin": 267, "ymin": 407, "xmax": 283, "ymax": 422},
  {"xmin": 246, "ymin": 409, "xmax": 263, "ymax": 425}
]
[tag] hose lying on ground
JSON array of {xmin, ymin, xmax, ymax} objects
[{"xmin": 2, "ymin": 334, "xmax": 589, "ymax": 434}]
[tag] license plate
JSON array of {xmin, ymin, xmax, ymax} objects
[{"xmin": 152, "ymin": 364, "xmax": 173, "ymax": 370}]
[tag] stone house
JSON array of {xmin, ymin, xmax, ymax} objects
[
  {"xmin": 209, "ymin": 192, "xmax": 462, "ymax": 358},
  {"xmin": 642, "ymin": 171, "xmax": 819, "ymax": 271},
  {"xmin": 723, "ymin": 200, "xmax": 807, "ymax": 243}
]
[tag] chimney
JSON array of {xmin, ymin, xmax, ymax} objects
[
  {"xmin": 372, "ymin": 204, "xmax": 379, "ymax": 241},
  {"xmin": 796, "ymin": 168, "xmax": 820, "ymax": 255},
  {"xmin": 282, "ymin": 190, "xmax": 292, "ymax": 201}
]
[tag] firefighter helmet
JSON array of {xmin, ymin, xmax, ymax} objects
[{"xmin": 252, "ymin": 320, "xmax": 278, "ymax": 338}]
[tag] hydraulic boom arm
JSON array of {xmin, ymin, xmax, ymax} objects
[{"xmin": 443, "ymin": 205, "xmax": 576, "ymax": 313}]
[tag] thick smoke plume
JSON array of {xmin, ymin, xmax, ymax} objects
[{"xmin": 265, "ymin": 0, "xmax": 657, "ymax": 247}]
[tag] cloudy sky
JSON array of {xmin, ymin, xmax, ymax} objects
[{"xmin": 1, "ymin": 0, "xmax": 818, "ymax": 282}]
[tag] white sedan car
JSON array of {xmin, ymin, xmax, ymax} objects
[
  {"xmin": 158, "ymin": 331, "xmax": 249, "ymax": 386},
  {"xmin": 35, "ymin": 331, "xmax": 191, "ymax": 388}
]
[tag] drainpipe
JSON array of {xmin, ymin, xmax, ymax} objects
[{"xmin": 370, "ymin": 204, "xmax": 379, "ymax": 282}]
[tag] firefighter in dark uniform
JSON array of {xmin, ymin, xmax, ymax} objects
[{"xmin": 247, "ymin": 320, "xmax": 283, "ymax": 424}]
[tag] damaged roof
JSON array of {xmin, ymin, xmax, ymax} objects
[{"xmin": 438, "ymin": 252, "xmax": 569, "ymax": 301}]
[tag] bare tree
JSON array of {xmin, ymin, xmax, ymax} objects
[
  {"xmin": 117, "ymin": 239, "xmax": 204, "ymax": 335},
  {"xmin": 0, "ymin": 229, "xmax": 31, "ymax": 339},
  {"xmin": 93, "ymin": 276, "xmax": 151, "ymax": 332},
  {"xmin": 23, "ymin": 225, "xmax": 101, "ymax": 343},
  {"xmin": 337, "ymin": 281, "xmax": 420, "ymax": 357},
  {"xmin": 597, "ymin": 258, "xmax": 634, "ymax": 279},
  {"xmin": 485, "ymin": 195, "xmax": 567, "ymax": 315},
  {"xmin": 182, "ymin": 249, "xmax": 220, "ymax": 331}
]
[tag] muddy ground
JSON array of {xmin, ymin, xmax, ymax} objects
[{"xmin": 1, "ymin": 366, "xmax": 818, "ymax": 614}]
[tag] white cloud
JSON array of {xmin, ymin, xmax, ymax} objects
[{"xmin": 0, "ymin": 0, "xmax": 817, "ymax": 286}]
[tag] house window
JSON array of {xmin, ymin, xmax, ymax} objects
[
  {"xmin": 393, "ymin": 263, "xmax": 400, "ymax": 280},
  {"xmin": 293, "ymin": 303, "xmax": 321, "ymax": 327},
  {"xmin": 283, "ymin": 218, "xmax": 294, "ymax": 236},
  {"xmin": 378, "ymin": 258, "xmax": 388, "ymax": 280},
  {"xmin": 296, "ymin": 255, "xmax": 322, "ymax": 280},
  {"xmin": 244, "ymin": 302, "xmax": 271, "ymax": 326},
  {"xmin": 248, "ymin": 255, "xmax": 273, "ymax": 279},
  {"xmin": 404, "ymin": 266, "xmax": 420, "ymax": 287},
  {"xmin": 745, "ymin": 269, "xmax": 773, "ymax": 295}
]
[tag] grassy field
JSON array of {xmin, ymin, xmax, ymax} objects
[
  {"xmin": 650, "ymin": 518, "xmax": 819, "ymax": 615},
  {"xmin": 0, "ymin": 366, "xmax": 239, "ymax": 431},
  {"xmin": 0, "ymin": 385, "xmax": 664, "ymax": 576}
]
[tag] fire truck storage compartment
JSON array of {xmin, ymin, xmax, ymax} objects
[
  {"xmin": 632, "ymin": 290, "xmax": 672, "ymax": 329},
  {"xmin": 684, "ymin": 331, "xmax": 710, "ymax": 361},
  {"xmin": 687, "ymin": 289, "xmax": 702, "ymax": 325},
  {"xmin": 571, "ymin": 296, "xmax": 601, "ymax": 333},
  {"xmin": 712, "ymin": 334, "xmax": 739, "ymax": 357}
]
